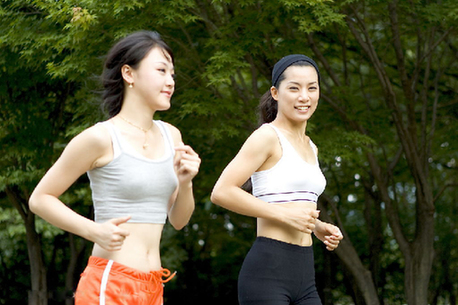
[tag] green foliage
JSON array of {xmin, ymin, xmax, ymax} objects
[
  {"xmin": 204, "ymin": 50, "xmax": 251, "ymax": 86},
  {"xmin": 0, "ymin": 208, "xmax": 29, "ymax": 304},
  {"xmin": 0, "ymin": 0, "xmax": 457, "ymax": 304},
  {"xmin": 286, "ymin": 0, "xmax": 346, "ymax": 33}
]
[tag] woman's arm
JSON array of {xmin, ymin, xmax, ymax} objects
[
  {"xmin": 29, "ymin": 125, "xmax": 130, "ymax": 251},
  {"xmin": 211, "ymin": 125, "xmax": 319, "ymax": 234},
  {"xmin": 166, "ymin": 124, "xmax": 201, "ymax": 230}
]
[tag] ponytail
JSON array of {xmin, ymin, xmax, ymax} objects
[{"xmin": 257, "ymin": 90, "xmax": 277, "ymax": 125}]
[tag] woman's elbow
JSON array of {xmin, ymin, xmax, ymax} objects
[
  {"xmin": 171, "ymin": 222, "xmax": 185, "ymax": 231},
  {"xmin": 28, "ymin": 192, "xmax": 39, "ymax": 214},
  {"xmin": 28, "ymin": 190, "xmax": 50, "ymax": 216},
  {"xmin": 171, "ymin": 218, "xmax": 190, "ymax": 231},
  {"xmin": 210, "ymin": 186, "xmax": 223, "ymax": 206},
  {"xmin": 169, "ymin": 207, "xmax": 195, "ymax": 230}
]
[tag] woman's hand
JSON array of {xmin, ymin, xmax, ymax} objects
[
  {"xmin": 174, "ymin": 144, "xmax": 201, "ymax": 185},
  {"xmin": 313, "ymin": 220, "xmax": 343, "ymax": 251},
  {"xmin": 276, "ymin": 203, "xmax": 320, "ymax": 234},
  {"xmin": 92, "ymin": 216, "xmax": 131, "ymax": 251}
]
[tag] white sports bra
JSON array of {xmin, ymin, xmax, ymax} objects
[{"xmin": 251, "ymin": 124, "xmax": 326, "ymax": 204}]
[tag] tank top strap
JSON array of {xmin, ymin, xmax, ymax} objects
[
  {"xmin": 155, "ymin": 120, "xmax": 175, "ymax": 156},
  {"xmin": 100, "ymin": 121, "xmax": 122, "ymax": 158},
  {"xmin": 268, "ymin": 123, "xmax": 319, "ymax": 163},
  {"xmin": 266, "ymin": 123, "xmax": 290, "ymax": 153},
  {"xmin": 309, "ymin": 139, "xmax": 319, "ymax": 162}
]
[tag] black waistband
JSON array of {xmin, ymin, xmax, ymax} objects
[{"xmin": 255, "ymin": 236, "xmax": 314, "ymax": 253}]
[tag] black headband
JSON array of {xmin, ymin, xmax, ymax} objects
[{"xmin": 271, "ymin": 54, "xmax": 320, "ymax": 87}]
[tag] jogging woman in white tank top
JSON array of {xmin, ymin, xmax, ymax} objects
[
  {"xmin": 211, "ymin": 55, "xmax": 343, "ymax": 305},
  {"xmin": 29, "ymin": 31, "xmax": 200, "ymax": 305}
]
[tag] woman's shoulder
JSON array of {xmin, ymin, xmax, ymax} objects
[
  {"xmin": 241, "ymin": 124, "xmax": 279, "ymax": 154},
  {"xmin": 257, "ymin": 123, "xmax": 277, "ymax": 134},
  {"xmin": 157, "ymin": 121, "xmax": 182, "ymax": 144},
  {"xmin": 55, "ymin": 121, "xmax": 113, "ymax": 171},
  {"xmin": 249, "ymin": 124, "xmax": 278, "ymax": 143},
  {"xmin": 159, "ymin": 121, "xmax": 179, "ymax": 133},
  {"xmin": 68, "ymin": 121, "xmax": 112, "ymax": 151}
]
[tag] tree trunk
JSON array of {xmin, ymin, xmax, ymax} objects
[
  {"xmin": 26, "ymin": 213, "xmax": 48, "ymax": 305},
  {"xmin": 342, "ymin": 2, "xmax": 442, "ymax": 302},
  {"xmin": 319, "ymin": 195, "xmax": 380, "ymax": 305},
  {"xmin": 404, "ymin": 203, "xmax": 435, "ymax": 305},
  {"xmin": 65, "ymin": 234, "xmax": 87, "ymax": 305},
  {"xmin": 6, "ymin": 187, "xmax": 48, "ymax": 305}
]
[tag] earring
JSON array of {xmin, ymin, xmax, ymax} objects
[{"xmin": 129, "ymin": 83, "xmax": 133, "ymax": 88}]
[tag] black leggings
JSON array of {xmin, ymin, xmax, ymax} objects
[{"xmin": 238, "ymin": 237, "xmax": 322, "ymax": 305}]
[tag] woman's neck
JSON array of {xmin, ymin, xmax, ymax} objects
[
  {"xmin": 271, "ymin": 118, "xmax": 308, "ymax": 139},
  {"xmin": 118, "ymin": 101, "xmax": 155, "ymax": 130}
]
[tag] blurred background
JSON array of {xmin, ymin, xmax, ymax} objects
[{"xmin": 0, "ymin": 0, "xmax": 457, "ymax": 304}]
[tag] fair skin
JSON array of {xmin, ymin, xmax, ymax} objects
[
  {"xmin": 211, "ymin": 65, "xmax": 342, "ymax": 250},
  {"xmin": 29, "ymin": 47, "xmax": 201, "ymax": 272}
]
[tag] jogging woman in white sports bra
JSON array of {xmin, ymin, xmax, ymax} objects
[
  {"xmin": 211, "ymin": 54, "xmax": 343, "ymax": 305},
  {"xmin": 29, "ymin": 31, "xmax": 200, "ymax": 305}
]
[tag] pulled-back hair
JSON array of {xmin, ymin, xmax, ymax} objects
[
  {"xmin": 257, "ymin": 61, "xmax": 317, "ymax": 125},
  {"xmin": 101, "ymin": 31, "xmax": 174, "ymax": 117}
]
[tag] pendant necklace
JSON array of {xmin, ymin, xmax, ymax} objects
[{"xmin": 119, "ymin": 116, "xmax": 153, "ymax": 149}]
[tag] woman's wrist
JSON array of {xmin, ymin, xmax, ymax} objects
[
  {"xmin": 313, "ymin": 219, "xmax": 323, "ymax": 233},
  {"xmin": 179, "ymin": 180, "xmax": 193, "ymax": 189}
]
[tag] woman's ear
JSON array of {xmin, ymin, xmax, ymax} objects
[
  {"xmin": 121, "ymin": 64, "xmax": 134, "ymax": 85},
  {"xmin": 270, "ymin": 86, "xmax": 279, "ymax": 101}
]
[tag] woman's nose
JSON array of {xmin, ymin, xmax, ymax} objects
[
  {"xmin": 299, "ymin": 90, "xmax": 310, "ymax": 101},
  {"xmin": 166, "ymin": 74, "xmax": 175, "ymax": 87}
]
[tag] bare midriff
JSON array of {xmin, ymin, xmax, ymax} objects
[
  {"xmin": 91, "ymin": 223, "xmax": 164, "ymax": 273},
  {"xmin": 257, "ymin": 201, "xmax": 317, "ymax": 246}
]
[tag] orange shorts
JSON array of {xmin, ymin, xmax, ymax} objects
[{"xmin": 75, "ymin": 256, "xmax": 175, "ymax": 305}]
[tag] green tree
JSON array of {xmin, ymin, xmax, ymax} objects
[
  {"xmin": 0, "ymin": 45, "xmax": 94, "ymax": 303},
  {"xmin": 309, "ymin": 1, "xmax": 458, "ymax": 304},
  {"xmin": 1, "ymin": 0, "xmax": 457, "ymax": 304}
]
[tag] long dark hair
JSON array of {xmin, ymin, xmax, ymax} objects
[
  {"xmin": 101, "ymin": 31, "xmax": 174, "ymax": 117},
  {"xmin": 257, "ymin": 61, "xmax": 318, "ymax": 124}
]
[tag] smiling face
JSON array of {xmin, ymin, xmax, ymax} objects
[
  {"xmin": 271, "ymin": 65, "xmax": 319, "ymax": 123},
  {"xmin": 127, "ymin": 47, "xmax": 175, "ymax": 111}
]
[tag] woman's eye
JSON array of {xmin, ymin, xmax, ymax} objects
[{"xmin": 158, "ymin": 69, "xmax": 166, "ymax": 73}]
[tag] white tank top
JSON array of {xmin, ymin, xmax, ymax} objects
[
  {"xmin": 251, "ymin": 124, "xmax": 326, "ymax": 204},
  {"xmin": 87, "ymin": 120, "xmax": 178, "ymax": 224}
]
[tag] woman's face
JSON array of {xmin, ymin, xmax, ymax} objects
[
  {"xmin": 130, "ymin": 47, "xmax": 175, "ymax": 111},
  {"xmin": 271, "ymin": 65, "xmax": 319, "ymax": 123}
]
